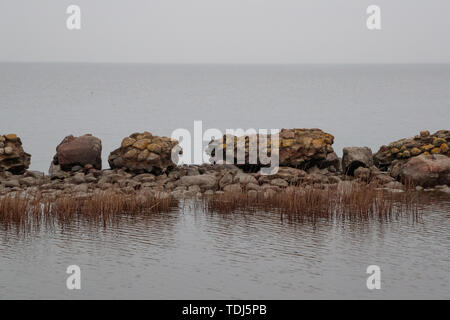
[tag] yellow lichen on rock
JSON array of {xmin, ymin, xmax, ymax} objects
[
  {"xmin": 431, "ymin": 147, "xmax": 441, "ymax": 154},
  {"xmin": 207, "ymin": 128, "xmax": 336, "ymax": 170},
  {"xmin": 312, "ymin": 139, "xmax": 324, "ymax": 149},
  {"xmin": 411, "ymin": 147, "xmax": 422, "ymax": 156},
  {"xmin": 374, "ymin": 130, "xmax": 450, "ymax": 170},
  {"xmin": 133, "ymin": 139, "xmax": 150, "ymax": 150},
  {"xmin": 5, "ymin": 134, "xmax": 18, "ymax": 141},
  {"xmin": 281, "ymin": 139, "xmax": 295, "ymax": 147},
  {"xmin": 433, "ymin": 137, "xmax": 446, "ymax": 146},
  {"xmin": 422, "ymin": 144, "xmax": 434, "ymax": 151},
  {"xmin": 0, "ymin": 133, "xmax": 31, "ymax": 174},
  {"xmin": 109, "ymin": 132, "xmax": 180, "ymax": 174},
  {"xmin": 121, "ymin": 137, "xmax": 136, "ymax": 148},
  {"xmin": 147, "ymin": 143, "xmax": 162, "ymax": 153}
]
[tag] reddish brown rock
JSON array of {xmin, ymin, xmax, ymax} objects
[
  {"xmin": 0, "ymin": 134, "xmax": 31, "ymax": 174},
  {"xmin": 53, "ymin": 134, "xmax": 102, "ymax": 171},
  {"xmin": 399, "ymin": 154, "xmax": 450, "ymax": 187}
]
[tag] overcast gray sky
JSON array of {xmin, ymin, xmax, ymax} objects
[{"xmin": 0, "ymin": 0, "xmax": 449, "ymax": 63}]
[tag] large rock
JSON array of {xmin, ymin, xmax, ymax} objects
[
  {"xmin": 206, "ymin": 128, "xmax": 335, "ymax": 171},
  {"xmin": 52, "ymin": 134, "xmax": 102, "ymax": 171},
  {"xmin": 342, "ymin": 147, "xmax": 373, "ymax": 175},
  {"xmin": 0, "ymin": 134, "xmax": 31, "ymax": 174},
  {"xmin": 317, "ymin": 151, "xmax": 340, "ymax": 171},
  {"xmin": 374, "ymin": 130, "xmax": 450, "ymax": 171},
  {"xmin": 108, "ymin": 132, "xmax": 181, "ymax": 175},
  {"xmin": 399, "ymin": 154, "xmax": 450, "ymax": 187}
]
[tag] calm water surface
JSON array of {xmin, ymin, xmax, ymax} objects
[
  {"xmin": 0, "ymin": 198, "xmax": 449, "ymax": 299},
  {"xmin": 0, "ymin": 63, "xmax": 449, "ymax": 171},
  {"xmin": 0, "ymin": 63, "xmax": 449, "ymax": 299}
]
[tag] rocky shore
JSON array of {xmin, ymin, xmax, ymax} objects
[{"xmin": 1, "ymin": 129, "xmax": 449, "ymax": 201}]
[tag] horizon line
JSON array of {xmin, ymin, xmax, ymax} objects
[{"xmin": 1, "ymin": 61, "xmax": 449, "ymax": 66}]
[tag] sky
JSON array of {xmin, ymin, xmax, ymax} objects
[{"xmin": 0, "ymin": 0, "xmax": 449, "ymax": 64}]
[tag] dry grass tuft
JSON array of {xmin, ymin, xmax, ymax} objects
[
  {"xmin": 0, "ymin": 191, "xmax": 176, "ymax": 233},
  {"xmin": 201, "ymin": 184, "xmax": 425, "ymax": 223},
  {"xmin": 0, "ymin": 183, "xmax": 435, "ymax": 234}
]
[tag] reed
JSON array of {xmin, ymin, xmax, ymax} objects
[
  {"xmin": 201, "ymin": 184, "xmax": 425, "ymax": 222},
  {"xmin": 0, "ymin": 191, "xmax": 176, "ymax": 233},
  {"xmin": 0, "ymin": 184, "xmax": 432, "ymax": 234}
]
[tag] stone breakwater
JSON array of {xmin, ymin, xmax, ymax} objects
[
  {"xmin": 206, "ymin": 128, "xmax": 338, "ymax": 171},
  {"xmin": 0, "ymin": 129, "xmax": 449, "ymax": 200}
]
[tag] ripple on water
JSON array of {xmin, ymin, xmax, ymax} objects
[{"xmin": 0, "ymin": 198, "xmax": 449, "ymax": 299}]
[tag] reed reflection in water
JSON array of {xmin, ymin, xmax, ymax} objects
[{"xmin": 0, "ymin": 188, "xmax": 449, "ymax": 299}]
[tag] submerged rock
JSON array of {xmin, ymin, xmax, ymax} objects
[
  {"xmin": 108, "ymin": 132, "xmax": 181, "ymax": 175},
  {"xmin": 53, "ymin": 134, "xmax": 102, "ymax": 171},
  {"xmin": 0, "ymin": 134, "xmax": 31, "ymax": 174}
]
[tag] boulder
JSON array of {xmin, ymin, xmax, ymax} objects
[
  {"xmin": 53, "ymin": 134, "xmax": 102, "ymax": 171},
  {"xmin": 223, "ymin": 183, "xmax": 242, "ymax": 193},
  {"xmin": 19, "ymin": 176, "xmax": 39, "ymax": 187},
  {"xmin": 179, "ymin": 174, "xmax": 217, "ymax": 191},
  {"xmin": 49, "ymin": 162, "xmax": 69, "ymax": 180},
  {"xmin": 270, "ymin": 178, "xmax": 289, "ymax": 188},
  {"xmin": 374, "ymin": 130, "xmax": 450, "ymax": 171},
  {"xmin": 354, "ymin": 167, "xmax": 371, "ymax": 181},
  {"xmin": 342, "ymin": 147, "xmax": 373, "ymax": 175},
  {"xmin": 258, "ymin": 167, "xmax": 306, "ymax": 185},
  {"xmin": 219, "ymin": 172, "xmax": 234, "ymax": 188},
  {"xmin": 108, "ymin": 132, "xmax": 181, "ymax": 175},
  {"xmin": 206, "ymin": 128, "xmax": 335, "ymax": 171},
  {"xmin": 399, "ymin": 154, "xmax": 450, "ymax": 187},
  {"xmin": 384, "ymin": 181, "xmax": 405, "ymax": 190},
  {"xmin": 3, "ymin": 178, "xmax": 20, "ymax": 188},
  {"xmin": 278, "ymin": 128, "xmax": 335, "ymax": 168},
  {"xmin": 234, "ymin": 172, "xmax": 258, "ymax": 185},
  {"xmin": 0, "ymin": 134, "xmax": 31, "ymax": 174},
  {"xmin": 317, "ymin": 151, "xmax": 340, "ymax": 171}
]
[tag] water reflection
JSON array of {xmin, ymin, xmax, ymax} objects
[{"xmin": 0, "ymin": 195, "xmax": 449, "ymax": 299}]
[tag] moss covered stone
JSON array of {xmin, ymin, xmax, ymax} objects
[
  {"xmin": 109, "ymin": 132, "xmax": 180, "ymax": 175},
  {"xmin": 121, "ymin": 137, "xmax": 136, "ymax": 148},
  {"xmin": 431, "ymin": 147, "xmax": 441, "ymax": 154},
  {"xmin": 411, "ymin": 147, "xmax": 422, "ymax": 156},
  {"xmin": 0, "ymin": 134, "xmax": 31, "ymax": 174},
  {"xmin": 374, "ymin": 130, "xmax": 450, "ymax": 171},
  {"xmin": 207, "ymin": 128, "xmax": 336, "ymax": 171}
]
